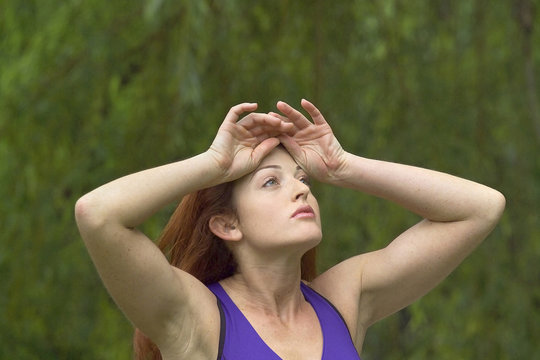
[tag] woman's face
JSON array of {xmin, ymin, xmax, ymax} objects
[{"xmin": 231, "ymin": 147, "xmax": 322, "ymax": 253}]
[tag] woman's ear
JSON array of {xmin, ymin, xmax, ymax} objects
[{"xmin": 209, "ymin": 214, "xmax": 242, "ymax": 242}]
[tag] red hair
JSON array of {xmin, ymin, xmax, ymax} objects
[{"xmin": 133, "ymin": 182, "xmax": 318, "ymax": 359}]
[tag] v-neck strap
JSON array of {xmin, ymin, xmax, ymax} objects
[
  {"xmin": 299, "ymin": 283, "xmax": 361, "ymax": 359},
  {"xmin": 208, "ymin": 282, "xmax": 361, "ymax": 360},
  {"xmin": 208, "ymin": 282, "xmax": 282, "ymax": 359}
]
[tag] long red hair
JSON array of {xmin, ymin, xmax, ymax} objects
[{"xmin": 133, "ymin": 181, "xmax": 318, "ymax": 359}]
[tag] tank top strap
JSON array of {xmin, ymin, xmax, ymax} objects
[
  {"xmin": 208, "ymin": 282, "xmax": 361, "ymax": 360},
  {"xmin": 208, "ymin": 282, "xmax": 282, "ymax": 360},
  {"xmin": 300, "ymin": 282, "xmax": 362, "ymax": 359}
]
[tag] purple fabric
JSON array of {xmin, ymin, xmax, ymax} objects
[{"xmin": 208, "ymin": 282, "xmax": 362, "ymax": 360}]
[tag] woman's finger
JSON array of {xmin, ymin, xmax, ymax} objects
[
  {"xmin": 268, "ymin": 111, "xmax": 288, "ymax": 122},
  {"xmin": 268, "ymin": 112, "xmax": 299, "ymax": 135},
  {"xmin": 223, "ymin": 103, "xmax": 258, "ymax": 124},
  {"xmin": 240, "ymin": 114, "xmax": 294, "ymax": 137},
  {"xmin": 276, "ymin": 101, "xmax": 312, "ymax": 129},
  {"xmin": 278, "ymin": 135, "xmax": 304, "ymax": 160},
  {"xmin": 239, "ymin": 113, "xmax": 281, "ymax": 130},
  {"xmin": 301, "ymin": 99, "xmax": 328, "ymax": 125},
  {"xmin": 252, "ymin": 137, "xmax": 281, "ymax": 163},
  {"xmin": 249, "ymin": 126, "xmax": 283, "ymax": 138},
  {"xmin": 248, "ymin": 125, "xmax": 294, "ymax": 143}
]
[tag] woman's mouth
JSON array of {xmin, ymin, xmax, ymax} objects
[{"xmin": 291, "ymin": 205, "xmax": 315, "ymax": 219}]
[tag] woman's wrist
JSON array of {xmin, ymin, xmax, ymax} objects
[
  {"xmin": 183, "ymin": 151, "xmax": 231, "ymax": 188},
  {"xmin": 201, "ymin": 148, "xmax": 238, "ymax": 185},
  {"xmin": 323, "ymin": 151, "xmax": 358, "ymax": 187}
]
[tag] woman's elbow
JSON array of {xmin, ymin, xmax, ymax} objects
[
  {"xmin": 74, "ymin": 193, "xmax": 108, "ymax": 234},
  {"xmin": 481, "ymin": 188, "xmax": 506, "ymax": 225}
]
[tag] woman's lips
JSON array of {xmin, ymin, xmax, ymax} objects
[{"xmin": 291, "ymin": 205, "xmax": 315, "ymax": 219}]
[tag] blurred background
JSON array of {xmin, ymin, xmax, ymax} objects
[{"xmin": 1, "ymin": 0, "xmax": 539, "ymax": 359}]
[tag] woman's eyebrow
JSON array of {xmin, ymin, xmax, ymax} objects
[
  {"xmin": 249, "ymin": 165, "xmax": 282, "ymax": 181},
  {"xmin": 294, "ymin": 165, "xmax": 308, "ymax": 176}
]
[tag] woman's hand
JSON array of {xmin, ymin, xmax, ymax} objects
[
  {"xmin": 273, "ymin": 99, "xmax": 347, "ymax": 183},
  {"xmin": 207, "ymin": 103, "xmax": 293, "ymax": 182}
]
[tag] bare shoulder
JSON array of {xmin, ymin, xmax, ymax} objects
[{"xmin": 157, "ymin": 267, "xmax": 222, "ymax": 359}]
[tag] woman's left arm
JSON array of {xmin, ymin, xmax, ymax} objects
[{"xmin": 276, "ymin": 100, "xmax": 505, "ymax": 330}]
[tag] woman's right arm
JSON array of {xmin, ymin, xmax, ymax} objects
[{"xmin": 74, "ymin": 103, "xmax": 290, "ymax": 353}]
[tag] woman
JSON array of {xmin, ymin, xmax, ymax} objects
[{"xmin": 75, "ymin": 100, "xmax": 505, "ymax": 359}]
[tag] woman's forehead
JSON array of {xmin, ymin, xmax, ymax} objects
[
  {"xmin": 257, "ymin": 147, "xmax": 295, "ymax": 168},
  {"xmin": 233, "ymin": 147, "xmax": 297, "ymax": 189}
]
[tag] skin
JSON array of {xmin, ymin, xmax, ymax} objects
[
  {"xmin": 75, "ymin": 100, "xmax": 505, "ymax": 359},
  {"xmin": 229, "ymin": 147, "xmax": 322, "ymax": 255},
  {"xmin": 213, "ymin": 148, "xmax": 325, "ymax": 359}
]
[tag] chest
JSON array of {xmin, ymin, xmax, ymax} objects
[
  {"xmin": 244, "ymin": 307, "xmax": 323, "ymax": 360},
  {"xmin": 210, "ymin": 282, "xmax": 362, "ymax": 360}
]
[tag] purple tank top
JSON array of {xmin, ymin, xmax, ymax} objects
[{"xmin": 207, "ymin": 282, "xmax": 362, "ymax": 360}]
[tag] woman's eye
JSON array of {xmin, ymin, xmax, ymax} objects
[
  {"xmin": 300, "ymin": 176, "xmax": 311, "ymax": 186},
  {"xmin": 263, "ymin": 177, "xmax": 278, "ymax": 187}
]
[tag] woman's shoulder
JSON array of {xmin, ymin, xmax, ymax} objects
[{"xmin": 310, "ymin": 253, "xmax": 369, "ymax": 298}]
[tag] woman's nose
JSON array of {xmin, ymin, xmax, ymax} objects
[{"xmin": 293, "ymin": 180, "xmax": 310, "ymax": 200}]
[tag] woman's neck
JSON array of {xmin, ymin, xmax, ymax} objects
[{"xmin": 220, "ymin": 258, "xmax": 305, "ymax": 320}]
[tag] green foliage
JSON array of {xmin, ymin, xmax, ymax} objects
[{"xmin": 1, "ymin": 0, "xmax": 538, "ymax": 358}]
